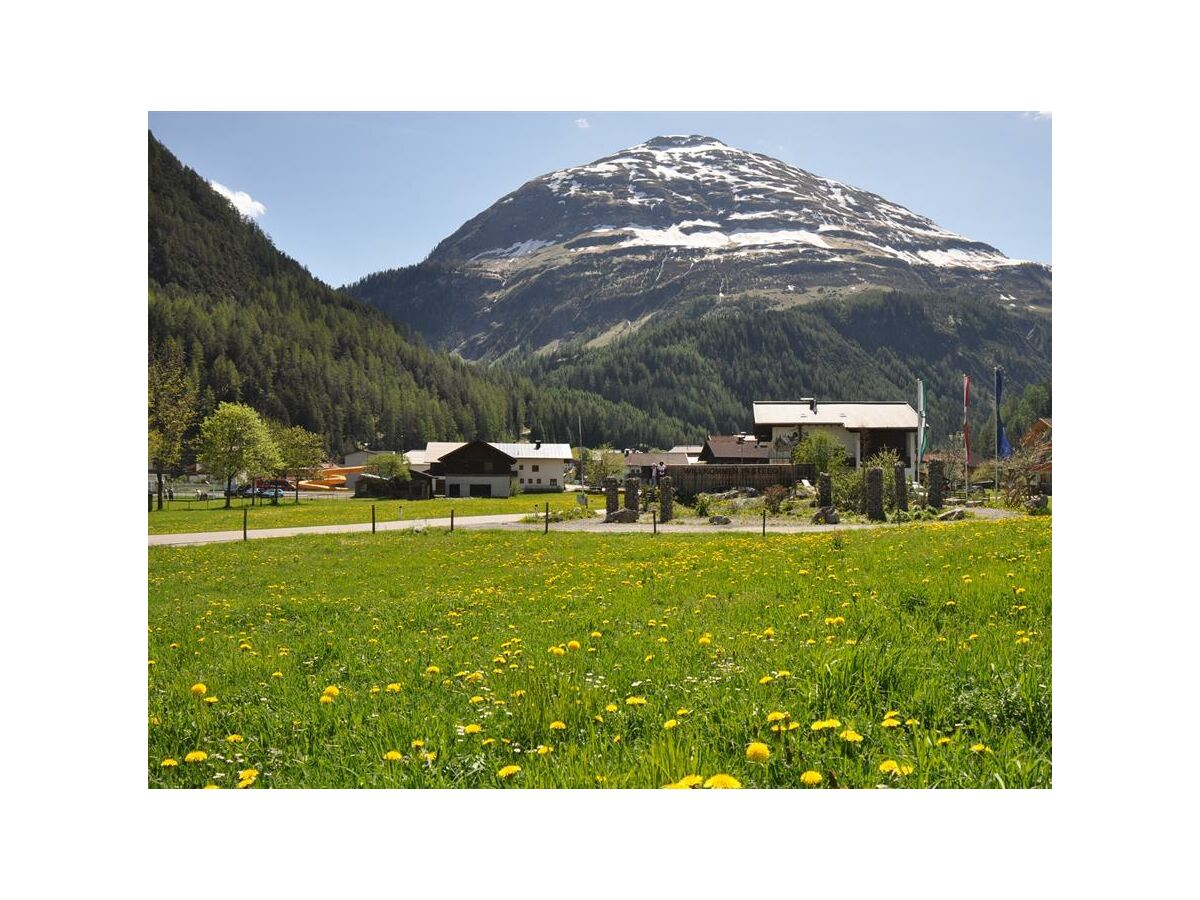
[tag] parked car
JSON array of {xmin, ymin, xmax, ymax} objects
[{"xmin": 258, "ymin": 487, "xmax": 285, "ymax": 499}]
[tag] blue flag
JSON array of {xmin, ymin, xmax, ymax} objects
[{"xmin": 996, "ymin": 368, "xmax": 1013, "ymax": 459}]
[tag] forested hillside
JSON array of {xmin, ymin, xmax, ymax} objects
[
  {"xmin": 516, "ymin": 290, "xmax": 1052, "ymax": 452},
  {"xmin": 148, "ymin": 133, "xmax": 685, "ymax": 454}
]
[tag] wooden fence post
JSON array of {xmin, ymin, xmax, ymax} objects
[
  {"xmin": 372, "ymin": 504, "xmax": 376, "ymax": 533},
  {"xmin": 243, "ymin": 508, "xmax": 248, "ymax": 541}
]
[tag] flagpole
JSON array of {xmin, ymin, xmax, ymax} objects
[
  {"xmin": 994, "ymin": 366, "xmax": 1000, "ymax": 504},
  {"xmin": 963, "ymin": 374, "xmax": 970, "ymax": 501}
]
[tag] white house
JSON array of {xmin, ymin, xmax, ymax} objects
[
  {"xmin": 752, "ymin": 399, "xmax": 920, "ymax": 476},
  {"xmin": 423, "ymin": 440, "xmax": 574, "ymax": 493}
]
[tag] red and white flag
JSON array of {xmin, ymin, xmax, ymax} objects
[{"xmin": 963, "ymin": 374, "xmax": 971, "ymax": 466}]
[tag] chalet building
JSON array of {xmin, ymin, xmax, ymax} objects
[
  {"xmin": 698, "ymin": 435, "xmax": 772, "ymax": 465},
  {"xmin": 752, "ymin": 399, "xmax": 920, "ymax": 476},
  {"xmin": 668, "ymin": 444, "xmax": 704, "ymax": 464},
  {"xmin": 623, "ymin": 450, "xmax": 690, "ymax": 480},
  {"xmin": 436, "ymin": 441, "xmax": 517, "ymax": 498},
  {"xmin": 424, "ymin": 440, "xmax": 574, "ymax": 494}
]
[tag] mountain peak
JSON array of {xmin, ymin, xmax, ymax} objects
[{"xmin": 640, "ymin": 134, "xmax": 728, "ymax": 151}]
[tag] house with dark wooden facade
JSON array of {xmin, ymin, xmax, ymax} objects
[
  {"xmin": 698, "ymin": 435, "xmax": 773, "ymax": 465},
  {"xmin": 434, "ymin": 441, "xmax": 518, "ymax": 498}
]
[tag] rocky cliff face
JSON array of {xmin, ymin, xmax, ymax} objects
[{"xmin": 349, "ymin": 135, "xmax": 1051, "ymax": 359}]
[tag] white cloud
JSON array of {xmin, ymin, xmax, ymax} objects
[
  {"xmin": 1022, "ymin": 111, "xmax": 1052, "ymax": 121},
  {"xmin": 574, "ymin": 117, "xmax": 590, "ymax": 129},
  {"xmin": 209, "ymin": 180, "xmax": 266, "ymax": 219}
]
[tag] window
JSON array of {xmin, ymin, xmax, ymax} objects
[
  {"xmin": 532, "ymin": 464, "xmax": 539, "ymax": 472},
  {"xmin": 519, "ymin": 463, "xmax": 525, "ymax": 470},
  {"xmin": 536, "ymin": 478, "xmax": 542, "ymax": 484},
  {"xmin": 550, "ymin": 478, "xmax": 558, "ymax": 485}
]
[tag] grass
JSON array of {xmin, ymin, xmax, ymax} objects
[
  {"xmin": 148, "ymin": 494, "xmax": 593, "ymax": 534},
  {"xmin": 147, "ymin": 517, "xmax": 1051, "ymax": 788}
]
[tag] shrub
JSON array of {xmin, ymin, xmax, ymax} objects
[
  {"xmin": 792, "ymin": 431, "xmax": 847, "ymax": 475},
  {"xmin": 763, "ymin": 484, "xmax": 788, "ymax": 514},
  {"xmin": 693, "ymin": 493, "xmax": 712, "ymax": 517}
]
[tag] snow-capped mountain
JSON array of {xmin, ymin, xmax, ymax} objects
[{"xmin": 349, "ymin": 135, "xmax": 1051, "ymax": 359}]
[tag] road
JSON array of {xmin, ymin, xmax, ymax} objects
[
  {"xmin": 148, "ymin": 513, "xmax": 529, "ymax": 547},
  {"xmin": 149, "ymin": 506, "xmax": 1017, "ymax": 547}
]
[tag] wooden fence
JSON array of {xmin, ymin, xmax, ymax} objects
[{"xmin": 664, "ymin": 464, "xmax": 815, "ymax": 497}]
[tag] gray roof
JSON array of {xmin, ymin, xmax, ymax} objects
[
  {"xmin": 753, "ymin": 400, "xmax": 919, "ymax": 430},
  {"xmin": 424, "ymin": 441, "xmax": 573, "ymax": 462}
]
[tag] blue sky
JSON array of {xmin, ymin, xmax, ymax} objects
[{"xmin": 148, "ymin": 112, "xmax": 1051, "ymax": 287}]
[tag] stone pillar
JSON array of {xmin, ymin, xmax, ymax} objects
[
  {"xmin": 928, "ymin": 460, "xmax": 944, "ymax": 509},
  {"xmin": 624, "ymin": 477, "xmax": 639, "ymax": 511},
  {"xmin": 818, "ymin": 472, "xmax": 832, "ymax": 507},
  {"xmin": 894, "ymin": 464, "xmax": 908, "ymax": 512},
  {"xmin": 604, "ymin": 477, "xmax": 619, "ymax": 515},
  {"xmin": 659, "ymin": 476, "xmax": 673, "ymax": 523},
  {"xmin": 866, "ymin": 467, "xmax": 885, "ymax": 521}
]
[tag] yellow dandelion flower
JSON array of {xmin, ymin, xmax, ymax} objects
[
  {"xmin": 970, "ymin": 742, "xmax": 991, "ymax": 754},
  {"xmin": 322, "ymin": 685, "xmax": 339, "ymax": 697},
  {"xmin": 567, "ymin": 640, "xmax": 581, "ymax": 651},
  {"xmin": 704, "ymin": 773, "xmax": 743, "ymax": 789},
  {"xmin": 482, "ymin": 738, "xmax": 497, "ymax": 746},
  {"xmin": 878, "ymin": 759, "xmax": 914, "ymax": 776},
  {"xmin": 549, "ymin": 721, "xmax": 566, "ymax": 731},
  {"xmin": 421, "ymin": 751, "xmax": 437, "ymax": 763},
  {"xmin": 776, "ymin": 670, "xmax": 792, "ymax": 678},
  {"xmin": 881, "ymin": 717, "xmax": 901, "ymax": 728},
  {"xmin": 698, "ymin": 634, "xmax": 713, "ymax": 646},
  {"xmin": 840, "ymin": 729, "xmax": 864, "ymax": 743},
  {"xmin": 759, "ymin": 675, "xmax": 774, "ymax": 685},
  {"xmin": 225, "ymin": 734, "xmax": 244, "ymax": 743},
  {"xmin": 203, "ymin": 696, "xmax": 219, "ymax": 705},
  {"xmin": 548, "ymin": 646, "xmax": 566, "ymax": 656},
  {"xmin": 676, "ymin": 708, "xmax": 691, "ymax": 717},
  {"xmin": 383, "ymin": 750, "xmax": 403, "ymax": 761},
  {"xmin": 763, "ymin": 627, "xmax": 775, "ymax": 637},
  {"xmin": 425, "ymin": 665, "xmax": 440, "ymax": 675},
  {"xmin": 593, "ymin": 714, "xmax": 604, "ymax": 723},
  {"xmin": 369, "ymin": 686, "xmax": 381, "ymax": 695},
  {"xmin": 184, "ymin": 750, "xmax": 208, "ymax": 763},
  {"xmin": 386, "ymin": 683, "xmax": 402, "ymax": 693},
  {"xmin": 936, "ymin": 736, "xmax": 952, "ymax": 746},
  {"xmin": 625, "ymin": 696, "xmax": 646, "ymax": 706},
  {"xmin": 203, "ymin": 784, "xmax": 220, "ymax": 789},
  {"xmin": 746, "ymin": 741, "xmax": 771, "ymax": 762},
  {"xmin": 160, "ymin": 758, "xmax": 178, "ymax": 768},
  {"xmin": 189, "ymin": 683, "xmax": 207, "ymax": 697},
  {"xmin": 464, "ymin": 723, "xmax": 482, "ymax": 735},
  {"xmin": 271, "ymin": 671, "xmax": 283, "ymax": 678},
  {"xmin": 605, "ymin": 703, "xmax": 618, "ymax": 713},
  {"xmin": 800, "ymin": 770, "xmax": 823, "ymax": 786},
  {"xmin": 498, "ymin": 764, "xmax": 522, "ymax": 779},
  {"xmin": 766, "ymin": 711, "xmax": 790, "ymax": 723},
  {"xmin": 411, "ymin": 739, "xmax": 425, "ymax": 749},
  {"xmin": 319, "ymin": 694, "xmax": 333, "ymax": 704},
  {"xmin": 663, "ymin": 719, "xmax": 678, "ymax": 730},
  {"xmin": 536, "ymin": 744, "xmax": 553, "ymax": 756}
]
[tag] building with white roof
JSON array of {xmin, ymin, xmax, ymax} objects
[
  {"xmin": 423, "ymin": 441, "xmax": 574, "ymax": 493},
  {"xmin": 752, "ymin": 399, "xmax": 920, "ymax": 475}
]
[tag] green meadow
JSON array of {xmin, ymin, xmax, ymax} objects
[{"xmin": 148, "ymin": 517, "xmax": 1050, "ymax": 788}]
